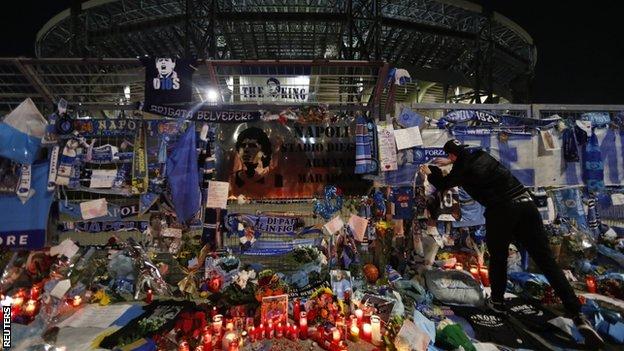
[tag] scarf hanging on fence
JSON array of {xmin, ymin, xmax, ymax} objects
[
  {"xmin": 583, "ymin": 130, "xmax": 605, "ymax": 193},
  {"xmin": 354, "ymin": 115, "xmax": 378, "ymax": 174},
  {"xmin": 131, "ymin": 121, "xmax": 148, "ymax": 194}
]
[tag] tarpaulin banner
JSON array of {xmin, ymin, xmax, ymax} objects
[
  {"xmin": 143, "ymin": 104, "xmax": 262, "ymax": 123},
  {"xmin": 141, "ymin": 57, "xmax": 195, "ymax": 111},
  {"xmin": 0, "ymin": 162, "xmax": 53, "ymax": 250},
  {"xmin": 215, "ymin": 121, "xmax": 370, "ymax": 199},
  {"xmin": 225, "ymin": 213, "xmax": 300, "ymax": 236},
  {"xmin": 59, "ymin": 201, "xmax": 144, "ymax": 221}
]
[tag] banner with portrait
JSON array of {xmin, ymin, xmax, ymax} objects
[
  {"xmin": 215, "ymin": 121, "xmax": 370, "ymax": 199},
  {"xmin": 141, "ymin": 57, "xmax": 195, "ymax": 113}
]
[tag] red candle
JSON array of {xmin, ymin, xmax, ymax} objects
[
  {"xmin": 30, "ymin": 286, "xmax": 40, "ymax": 300},
  {"xmin": 276, "ymin": 322, "xmax": 283, "ymax": 338},
  {"xmin": 257, "ymin": 324, "xmax": 265, "ymax": 340},
  {"xmin": 354, "ymin": 309, "xmax": 363, "ymax": 326},
  {"xmin": 470, "ymin": 266, "xmax": 480, "ymax": 281},
  {"xmin": 293, "ymin": 298, "xmax": 301, "ymax": 320},
  {"xmin": 267, "ymin": 321, "xmax": 274, "ymax": 339},
  {"xmin": 178, "ymin": 341, "xmax": 190, "ymax": 351},
  {"xmin": 72, "ymin": 295, "xmax": 82, "ymax": 307},
  {"xmin": 479, "ymin": 267, "xmax": 490, "ymax": 287},
  {"xmin": 331, "ymin": 327, "xmax": 340, "ymax": 343},
  {"xmin": 586, "ymin": 275, "xmax": 597, "ymax": 293},
  {"xmin": 24, "ymin": 300, "xmax": 37, "ymax": 316},
  {"xmin": 202, "ymin": 326, "xmax": 213, "ymax": 351},
  {"xmin": 299, "ymin": 311, "xmax": 308, "ymax": 339},
  {"xmin": 249, "ymin": 326, "xmax": 256, "ymax": 342},
  {"xmin": 291, "ymin": 325, "xmax": 299, "ymax": 340},
  {"xmin": 211, "ymin": 306, "xmax": 218, "ymax": 318},
  {"xmin": 145, "ymin": 289, "xmax": 153, "ymax": 304},
  {"xmin": 12, "ymin": 296, "xmax": 24, "ymax": 307},
  {"xmin": 361, "ymin": 323, "xmax": 372, "ymax": 342}
]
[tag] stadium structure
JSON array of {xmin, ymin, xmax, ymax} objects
[{"xmin": 0, "ymin": 0, "xmax": 535, "ymax": 114}]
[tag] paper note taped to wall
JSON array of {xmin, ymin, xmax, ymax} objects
[
  {"xmin": 206, "ymin": 181, "xmax": 229, "ymax": 209},
  {"xmin": 394, "ymin": 126, "xmax": 423, "ymax": 150}
]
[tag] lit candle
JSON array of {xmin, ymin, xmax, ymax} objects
[
  {"xmin": 145, "ymin": 289, "xmax": 153, "ymax": 304},
  {"xmin": 331, "ymin": 327, "xmax": 341, "ymax": 343},
  {"xmin": 276, "ymin": 322, "xmax": 283, "ymax": 338},
  {"xmin": 267, "ymin": 321, "xmax": 274, "ymax": 339},
  {"xmin": 178, "ymin": 341, "xmax": 190, "ymax": 351},
  {"xmin": 226, "ymin": 321, "xmax": 234, "ymax": 331},
  {"xmin": 213, "ymin": 314, "xmax": 223, "ymax": 334},
  {"xmin": 202, "ymin": 326, "xmax": 213, "ymax": 351},
  {"xmin": 258, "ymin": 324, "xmax": 265, "ymax": 340},
  {"xmin": 370, "ymin": 315, "xmax": 382, "ymax": 346},
  {"xmin": 30, "ymin": 286, "xmax": 40, "ymax": 300},
  {"xmin": 293, "ymin": 298, "xmax": 300, "ymax": 320},
  {"xmin": 354, "ymin": 309, "xmax": 363, "ymax": 326},
  {"xmin": 299, "ymin": 311, "xmax": 308, "ymax": 339},
  {"xmin": 349, "ymin": 325, "xmax": 360, "ymax": 342},
  {"xmin": 455, "ymin": 263, "xmax": 463, "ymax": 270},
  {"xmin": 586, "ymin": 275, "xmax": 597, "ymax": 293},
  {"xmin": 291, "ymin": 325, "xmax": 299, "ymax": 340},
  {"xmin": 361, "ymin": 323, "xmax": 372, "ymax": 342},
  {"xmin": 349, "ymin": 315, "xmax": 357, "ymax": 329},
  {"xmin": 249, "ymin": 326, "xmax": 256, "ymax": 342},
  {"xmin": 25, "ymin": 299, "xmax": 36, "ymax": 315},
  {"xmin": 228, "ymin": 339, "xmax": 239, "ymax": 351},
  {"xmin": 12, "ymin": 296, "xmax": 24, "ymax": 307},
  {"xmin": 194, "ymin": 346, "xmax": 204, "ymax": 351},
  {"xmin": 211, "ymin": 306, "xmax": 218, "ymax": 318},
  {"xmin": 222, "ymin": 331, "xmax": 237, "ymax": 350},
  {"xmin": 469, "ymin": 266, "xmax": 480, "ymax": 281},
  {"xmin": 479, "ymin": 267, "xmax": 490, "ymax": 287},
  {"xmin": 72, "ymin": 295, "xmax": 82, "ymax": 307}
]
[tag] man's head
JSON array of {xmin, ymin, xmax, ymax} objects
[
  {"xmin": 266, "ymin": 78, "xmax": 281, "ymax": 97},
  {"xmin": 443, "ymin": 139, "xmax": 468, "ymax": 163},
  {"xmin": 235, "ymin": 127, "xmax": 272, "ymax": 167},
  {"xmin": 155, "ymin": 58, "xmax": 176, "ymax": 76}
]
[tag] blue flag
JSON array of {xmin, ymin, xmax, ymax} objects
[
  {"xmin": 166, "ymin": 124, "xmax": 201, "ymax": 223},
  {"xmin": 0, "ymin": 161, "xmax": 53, "ymax": 249}
]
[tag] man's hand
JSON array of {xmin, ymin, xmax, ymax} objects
[
  {"xmin": 419, "ymin": 165, "xmax": 431, "ymax": 175},
  {"xmin": 433, "ymin": 157, "xmax": 453, "ymax": 167}
]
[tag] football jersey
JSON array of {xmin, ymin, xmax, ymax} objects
[{"xmin": 389, "ymin": 187, "xmax": 415, "ymax": 220}]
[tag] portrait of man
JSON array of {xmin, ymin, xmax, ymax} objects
[
  {"xmin": 266, "ymin": 77, "xmax": 281, "ymax": 98},
  {"xmin": 153, "ymin": 58, "xmax": 180, "ymax": 90},
  {"xmin": 230, "ymin": 127, "xmax": 282, "ymax": 197}
]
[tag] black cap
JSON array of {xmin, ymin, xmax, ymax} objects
[{"xmin": 443, "ymin": 139, "xmax": 468, "ymax": 156}]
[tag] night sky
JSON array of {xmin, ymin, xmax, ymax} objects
[{"xmin": 0, "ymin": 1, "xmax": 622, "ymax": 104}]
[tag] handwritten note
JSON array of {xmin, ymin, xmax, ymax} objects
[
  {"xmin": 348, "ymin": 215, "xmax": 368, "ymax": 241},
  {"xmin": 394, "ymin": 126, "xmax": 423, "ymax": 150},
  {"xmin": 50, "ymin": 238, "xmax": 79, "ymax": 258},
  {"xmin": 206, "ymin": 181, "xmax": 229, "ymax": 209},
  {"xmin": 80, "ymin": 198, "xmax": 108, "ymax": 220},
  {"xmin": 324, "ymin": 215, "xmax": 344, "ymax": 235},
  {"xmin": 377, "ymin": 124, "xmax": 398, "ymax": 171},
  {"xmin": 58, "ymin": 304, "xmax": 133, "ymax": 328}
]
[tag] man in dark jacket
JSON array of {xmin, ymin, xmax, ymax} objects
[{"xmin": 420, "ymin": 139, "xmax": 604, "ymax": 346}]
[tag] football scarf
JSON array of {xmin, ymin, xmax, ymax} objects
[
  {"xmin": 16, "ymin": 164, "xmax": 32, "ymax": 204},
  {"xmin": 47, "ymin": 145, "xmax": 60, "ymax": 191},
  {"xmin": 131, "ymin": 121, "xmax": 148, "ymax": 194}
]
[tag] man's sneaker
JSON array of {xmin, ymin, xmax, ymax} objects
[
  {"xmin": 573, "ymin": 315, "xmax": 605, "ymax": 347},
  {"xmin": 485, "ymin": 297, "xmax": 508, "ymax": 314}
]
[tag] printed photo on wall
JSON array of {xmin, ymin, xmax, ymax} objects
[
  {"xmin": 261, "ymin": 294, "xmax": 288, "ymax": 324},
  {"xmin": 330, "ymin": 269, "xmax": 353, "ymax": 301}
]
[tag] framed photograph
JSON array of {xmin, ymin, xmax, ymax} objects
[
  {"xmin": 330, "ymin": 269, "xmax": 353, "ymax": 301},
  {"xmin": 359, "ymin": 293, "xmax": 396, "ymax": 323},
  {"xmin": 261, "ymin": 294, "xmax": 288, "ymax": 324}
]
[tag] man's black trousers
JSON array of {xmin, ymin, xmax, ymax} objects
[{"xmin": 485, "ymin": 200, "xmax": 581, "ymax": 315}]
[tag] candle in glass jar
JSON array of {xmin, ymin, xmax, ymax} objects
[
  {"xmin": 349, "ymin": 315, "xmax": 357, "ymax": 329},
  {"xmin": 267, "ymin": 321, "xmax": 274, "ymax": 339},
  {"xmin": 291, "ymin": 325, "xmax": 298, "ymax": 340},
  {"xmin": 469, "ymin": 266, "xmax": 480, "ymax": 281},
  {"xmin": 72, "ymin": 295, "xmax": 82, "ymax": 307},
  {"xmin": 370, "ymin": 315, "xmax": 382, "ymax": 346},
  {"xmin": 349, "ymin": 325, "xmax": 360, "ymax": 342},
  {"xmin": 178, "ymin": 341, "xmax": 190, "ymax": 351},
  {"xmin": 354, "ymin": 309, "xmax": 363, "ymax": 326},
  {"xmin": 222, "ymin": 331, "xmax": 237, "ymax": 350},
  {"xmin": 361, "ymin": 323, "xmax": 372, "ymax": 341},
  {"xmin": 299, "ymin": 311, "xmax": 308, "ymax": 339},
  {"xmin": 145, "ymin": 289, "xmax": 153, "ymax": 304},
  {"xmin": 202, "ymin": 326, "xmax": 213, "ymax": 351},
  {"xmin": 293, "ymin": 298, "xmax": 300, "ymax": 320},
  {"xmin": 213, "ymin": 314, "xmax": 223, "ymax": 333},
  {"xmin": 479, "ymin": 267, "xmax": 490, "ymax": 287},
  {"xmin": 276, "ymin": 322, "xmax": 283, "ymax": 338},
  {"xmin": 12, "ymin": 296, "xmax": 24, "ymax": 307},
  {"xmin": 24, "ymin": 300, "xmax": 36, "ymax": 315},
  {"xmin": 331, "ymin": 327, "xmax": 341, "ymax": 342},
  {"xmin": 455, "ymin": 263, "xmax": 463, "ymax": 270},
  {"xmin": 249, "ymin": 326, "xmax": 256, "ymax": 342},
  {"xmin": 257, "ymin": 324, "xmax": 265, "ymax": 340},
  {"xmin": 586, "ymin": 275, "xmax": 597, "ymax": 293}
]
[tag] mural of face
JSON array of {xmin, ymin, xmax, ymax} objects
[
  {"xmin": 155, "ymin": 58, "xmax": 176, "ymax": 77},
  {"xmin": 238, "ymin": 138, "xmax": 263, "ymax": 164}
]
